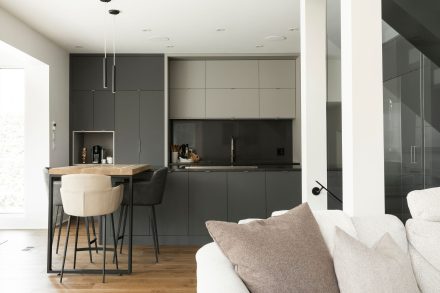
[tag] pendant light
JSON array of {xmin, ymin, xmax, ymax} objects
[
  {"xmin": 100, "ymin": 0, "xmax": 111, "ymax": 89},
  {"xmin": 109, "ymin": 9, "xmax": 120, "ymax": 94}
]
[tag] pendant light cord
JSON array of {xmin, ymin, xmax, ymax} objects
[
  {"xmin": 113, "ymin": 14, "xmax": 116, "ymax": 66},
  {"xmin": 104, "ymin": 1, "xmax": 107, "ymax": 58}
]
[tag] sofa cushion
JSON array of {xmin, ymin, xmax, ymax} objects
[
  {"xmin": 406, "ymin": 219, "xmax": 440, "ymax": 271},
  {"xmin": 333, "ymin": 227, "xmax": 420, "ymax": 293},
  {"xmin": 352, "ymin": 214, "xmax": 408, "ymax": 253},
  {"xmin": 407, "ymin": 187, "xmax": 440, "ymax": 221},
  {"xmin": 408, "ymin": 244, "xmax": 440, "ymax": 293},
  {"xmin": 271, "ymin": 209, "xmax": 358, "ymax": 256},
  {"xmin": 206, "ymin": 203, "xmax": 339, "ymax": 293},
  {"xmin": 196, "ymin": 242, "xmax": 250, "ymax": 293}
]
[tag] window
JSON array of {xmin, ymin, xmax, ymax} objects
[{"xmin": 0, "ymin": 68, "xmax": 25, "ymax": 213}]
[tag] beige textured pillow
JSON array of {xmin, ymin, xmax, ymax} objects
[
  {"xmin": 206, "ymin": 203, "xmax": 339, "ymax": 293},
  {"xmin": 333, "ymin": 227, "xmax": 420, "ymax": 293}
]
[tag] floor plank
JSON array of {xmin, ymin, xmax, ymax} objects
[{"xmin": 0, "ymin": 226, "xmax": 199, "ymax": 293}]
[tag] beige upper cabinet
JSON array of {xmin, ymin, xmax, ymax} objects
[
  {"xmin": 260, "ymin": 89, "xmax": 295, "ymax": 119},
  {"xmin": 170, "ymin": 60, "xmax": 205, "ymax": 89},
  {"xmin": 206, "ymin": 60, "xmax": 259, "ymax": 88},
  {"xmin": 259, "ymin": 60, "xmax": 296, "ymax": 89},
  {"xmin": 206, "ymin": 89, "xmax": 259, "ymax": 119},
  {"xmin": 169, "ymin": 89, "xmax": 206, "ymax": 119}
]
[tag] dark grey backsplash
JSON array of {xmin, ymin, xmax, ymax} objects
[{"xmin": 171, "ymin": 120, "xmax": 293, "ymax": 164}]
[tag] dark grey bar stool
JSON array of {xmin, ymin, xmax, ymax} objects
[{"xmin": 116, "ymin": 167, "xmax": 168, "ymax": 263}]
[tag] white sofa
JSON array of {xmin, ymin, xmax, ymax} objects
[{"xmin": 196, "ymin": 194, "xmax": 440, "ymax": 293}]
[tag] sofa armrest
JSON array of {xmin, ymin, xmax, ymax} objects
[{"xmin": 196, "ymin": 242, "xmax": 249, "ymax": 293}]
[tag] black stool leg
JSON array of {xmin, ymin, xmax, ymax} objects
[
  {"xmin": 149, "ymin": 208, "xmax": 158, "ymax": 263},
  {"xmin": 152, "ymin": 205, "xmax": 160, "ymax": 256},
  {"xmin": 115, "ymin": 205, "xmax": 125, "ymax": 256},
  {"xmin": 53, "ymin": 206, "xmax": 59, "ymax": 244},
  {"xmin": 85, "ymin": 217, "xmax": 93, "ymax": 263},
  {"xmin": 56, "ymin": 207, "xmax": 64, "ymax": 254},
  {"xmin": 73, "ymin": 217, "xmax": 80, "ymax": 269},
  {"xmin": 110, "ymin": 213, "xmax": 119, "ymax": 269},
  {"xmin": 102, "ymin": 215, "xmax": 107, "ymax": 283},
  {"xmin": 90, "ymin": 216, "xmax": 99, "ymax": 254},
  {"xmin": 60, "ymin": 216, "xmax": 72, "ymax": 283},
  {"xmin": 119, "ymin": 205, "xmax": 128, "ymax": 254}
]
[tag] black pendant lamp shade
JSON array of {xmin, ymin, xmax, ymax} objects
[
  {"xmin": 109, "ymin": 9, "xmax": 120, "ymax": 94},
  {"xmin": 100, "ymin": 0, "xmax": 111, "ymax": 89}
]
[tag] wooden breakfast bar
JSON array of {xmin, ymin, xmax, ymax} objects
[{"xmin": 47, "ymin": 164, "xmax": 152, "ymax": 275}]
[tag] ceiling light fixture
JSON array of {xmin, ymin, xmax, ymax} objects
[
  {"xmin": 264, "ymin": 35, "xmax": 287, "ymax": 41},
  {"xmin": 166, "ymin": 45, "xmax": 174, "ymax": 48},
  {"xmin": 100, "ymin": 0, "xmax": 111, "ymax": 89},
  {"xmin": 256, "ymin": 45, "xmax": 264, "ymax": 48},
  {"xmin": 75, "ymin": 45, "xmax": 83, "ymax": 49},
  {"xmin": 142, "ymin": 28, "xmax": 152, "ymax": 32},
  {"xmin": 109, "ymin": 9, "xmax": 120, "ymax": 94},
  {"xmin": 289, "ymin": 27, "xmax": 298, "ymax": 31},
  {"xmin": 216, "ymin": 28, "xmax": 226, "ymax": 32}
]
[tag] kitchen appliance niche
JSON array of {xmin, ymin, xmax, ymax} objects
[{"xmin": 72, "ymin": 131, "xmax": 115, "ymax": 165}]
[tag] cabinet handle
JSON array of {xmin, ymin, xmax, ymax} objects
[
  {"xmin": 410, "ymin": 146, "xmax": 413, "ymax": 164},
  {"xmin": 138, "ymin": 140, "xmax": 141, "ymax": 153},
  {"xmin": 413, "ymin": 146, "xmax": 417, "ymax": 164}
]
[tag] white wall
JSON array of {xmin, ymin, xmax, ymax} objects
[
  {"xmin": 0, "ymin": 7, "xmax": 69, "ymax": 167},
  {"xmin": 0, "ymin": 7, "xmax": 69, "ymax": 228}
]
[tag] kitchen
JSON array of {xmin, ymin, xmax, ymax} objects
[{"xmin": 69, "ymin": 55, "xmax": 302, "ymax": 244}]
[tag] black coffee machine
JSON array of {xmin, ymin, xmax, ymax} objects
[{"xmin": 92, "ymin": 145, "xmax": 102, "ymax": 164}]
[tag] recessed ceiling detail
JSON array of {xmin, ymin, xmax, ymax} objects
[
  {"xmin": 0, "ymin": 0, "xmax": 299, "ymax": 54},
  {"xmin": 264, "ymin": 35, "xmax": 287, "ymax": 41}
]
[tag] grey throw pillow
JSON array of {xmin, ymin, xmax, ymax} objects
[
  {"xmin": 333, "ymin": 227, "xmax": 420, "ymax": 293},
  {"xmin": 206, "ymin": 203, "xmax": 339, "ymax": 293}
]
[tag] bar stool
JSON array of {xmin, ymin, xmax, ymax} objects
[
  {"xmin": 116, "ymin": 167, "xmax": 168, "ymax": 263},
  {"xmin": 45, "ymin": 168, "xmax": 99, "ymax": 255},
  {"xmin": 60, "ymin": 174, "xmax": 123, "ymax": 283}
]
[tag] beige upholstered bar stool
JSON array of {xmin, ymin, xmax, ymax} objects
[{"xmin": 60, "ymin": 174, "xmax": 123, "ymax": 283}]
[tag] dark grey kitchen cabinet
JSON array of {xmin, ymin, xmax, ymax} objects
[
  {"xmin": 140, "ymin": 91, "xmax": 165, "ymax": 166},
  {"xmin": 93, "ymin": 91, "xmax": 114, "ymax": 130},
  {"xmin": 227, "ymin": 171, "xmax": 266, "ymax": 222},
  {"xmin": 115, "ymin": 91, "xmax": 140, "ymax": 164},
  {"xmin": 71, "ymin": 90, "xmax": 93, "ymax": 131},
  {"xmin": 115, "ymin": 56, "xmax": 164, "ymax": 91},
  {"xmin": 189, "ymin": 172, "xmax": 228, "ymax": 235},
  {"xmin": 156, "ymin": 171, "xmax": 189, "ymax": 236},
  {"xmin": 266, "ymin": 171, "xmax": 301, "ymax": 217},
  {"xmin": 71, "ymin": 56, "xmax": 107, "ymax": 91}
]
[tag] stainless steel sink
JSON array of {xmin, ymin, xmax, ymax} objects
[{"xmin": 184, "ymin": 165, "xmax": 258, "ymax": 170}]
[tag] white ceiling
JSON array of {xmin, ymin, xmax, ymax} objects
[{"xmin": 0, "ymin": 0, "xmax": 299, "ymax": 54}]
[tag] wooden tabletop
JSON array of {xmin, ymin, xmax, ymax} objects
[{"xmin": 48, "ymin": 164, "xmax": 152, "ymax": 176}]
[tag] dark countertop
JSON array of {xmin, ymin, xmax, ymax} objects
[{"xmin": 168, "ymin": 162, "xmax": 301, "ymax": 172}]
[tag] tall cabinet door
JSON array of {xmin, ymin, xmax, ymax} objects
[
  {"xmin": 140, "ymin": 91, "xmax": 164, "ymax": 166},
  {"xmin": 383, "ymin": 78, "xmax": 403, "ymax": 218},
  {"xmin": 71, "ymin": 90, "xmax": 93, "ymax": 131},
  {"xmin": 423, "ymin": 57, "xmax": 440, "ymax": 189},
  {"xmin": 93, "ymin": 91, "xmax": 114, "ymax": 130},
  {"xmin": 115, "ymin": 91, "xmax": 140, "ymax": 163},
  {"xmin": 401, "ymin": 69, "xmax": 423, "ymax": 220}
]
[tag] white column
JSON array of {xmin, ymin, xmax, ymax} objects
[
  {"xmin": 300, "ymin": 0, "xmax": 327, "ymax": 210},
  {"xmin": 341, "ymin": 0, "xmax": 385, "ymax": 216}
]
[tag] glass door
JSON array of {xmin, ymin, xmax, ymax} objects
[{"xmin": 423, "ymin": 57, "xmax": 440, "ymax": 189}]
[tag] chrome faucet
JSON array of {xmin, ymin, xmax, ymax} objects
[{"xmin": 230, "ymin": 136, "xmax": 235, "ymax": 164}]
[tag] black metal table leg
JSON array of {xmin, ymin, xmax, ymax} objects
[
  {"xmin": 47, "ymin": 175, "xmax": 54, "ymax": 273},
  {"xmin": 128, "ymin": 176, "xmax": 133, "ymax": 274}
]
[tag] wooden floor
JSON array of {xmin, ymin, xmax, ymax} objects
[{"xmin": 0, "ymin": 224, "xmax": 199, "ymax": 293}]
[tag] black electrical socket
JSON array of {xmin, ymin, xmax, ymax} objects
[{"xmin": 277, "ymin": 148, "xmax": 285, "ymax": 156}]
